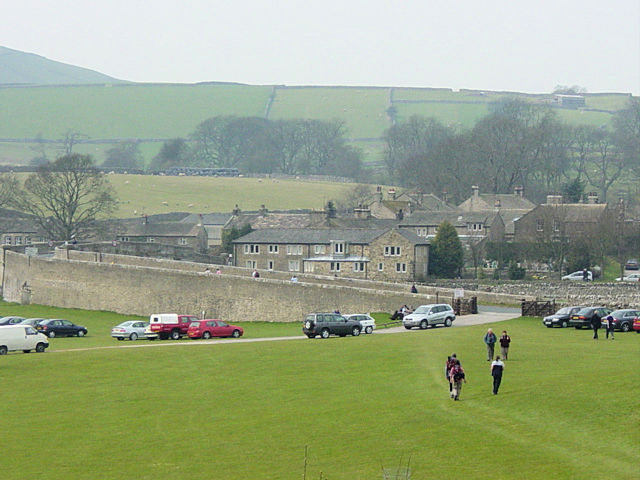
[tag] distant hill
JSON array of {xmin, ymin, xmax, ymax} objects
[{"xmin": 0, "ymin": 46, "xmax": 125, "ymax": 85}]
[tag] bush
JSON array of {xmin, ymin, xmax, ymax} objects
[{"xmin": 508, "ymin": 261, "xmax": 526, "ymax": 280}]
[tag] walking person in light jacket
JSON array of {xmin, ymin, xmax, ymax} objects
[{"xmin": 484, "ymin": 328, "xmax": 497, "ymax": 361}]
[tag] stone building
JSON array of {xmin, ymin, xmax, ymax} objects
[
  {"xmin": 232, "ymin": 227, "xmax": 429, "ymax": 282},
  {"xmin": 398, "ymin": 211, "xmax": 505, "ymax": 243},
  {"xmin": 114, "ymin": 220, "xmax": 208, "ymax": 253}
]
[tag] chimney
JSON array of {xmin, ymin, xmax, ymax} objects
[
  {"xmin": 586, "ymin": 192, "xmax": 599, "ymax": 204},
  {"xmin": 546, "ymin": 194, "xmax": 563, "ymax": 205},
  {"xmin": 396, "ymin": 209, "xmax": 404, "ymax": 220},
  {"xmin": 354, "ymin": 205, "xmax": 371, "ymax": 219},
  {"xmin": 442, "ymin": 190, "xmax": 448, "ymax": 203},
  {"xmin": 388, "ymin": 188, "xmax": 396, "ymax": 200},
  {"xmin": 376, "ymin": 185, "xmax": 383, "ymax": 202},
  {"xmin": 514, "ymin": 185, "xmax": 524, "ymax": 197},
  {"xmin": 472, "ymin": 185, "xmax": 479, "ymax": 198},
  {"xmin": 259, "ymin": 204, "xmax": 268, "ymax": 216},
  {"xmin": 494, "ymin": 199, "xmax": 501, "ymax": 209},
  {"xmin": 232, "ymin": 204, "xmax": 241, "ymax": 215},
  {"xmin": 142, "ymin": 214, "xmax": 148, "ymax": 225}
]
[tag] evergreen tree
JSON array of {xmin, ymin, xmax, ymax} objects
[{"xmin": 429, "ymin": 221, "xmax": 464, "ymax": 278}]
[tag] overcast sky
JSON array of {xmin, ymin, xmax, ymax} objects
[{"xmin": 3, "ymin": 0, "xmax": 639, "ymax": 94}]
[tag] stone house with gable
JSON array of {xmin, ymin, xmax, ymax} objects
[
  {"xmin": 232, "ymin": 227, "xmax": 429, "ymax": 282},
  {"xmin": 114, "ymin": 220, "xmax": 208, "ymax": 253}
]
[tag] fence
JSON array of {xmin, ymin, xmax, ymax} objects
[{"xmin": 521, "ymin": 300, "xmax": 556, "ymax": 317}]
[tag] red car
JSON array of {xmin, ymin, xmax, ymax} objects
[
  {"xmin": 187, "ymin": 320, "xmax": 244, "ymax": 339},
  {"xmin": 633, "ymin": 317, "xmax": 640, "ymax": 333}
]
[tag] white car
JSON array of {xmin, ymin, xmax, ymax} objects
[
  {"xmin": 561, "ymin": 270, "xmax": 593, "ymax": 281},
  {"xmin": 402, "ymin": 304, "xmax": 455, "ymax": 330},
  {"xmin": 615, "ymin": 273, "xmax": 640, "ymax": 282},
  {"xmin": 344, "ymin": 314, "xmax": 376, "ymax": 334},
  {"xmin": 111, "ymin": 320, "xmax": 149, "ymax": 341}
]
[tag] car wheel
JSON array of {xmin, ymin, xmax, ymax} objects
[
  {"xmin": 202, "ymin": 331, "xmax": 211, "ymax": 339},
  {"xmin": 352, "ymin": 326, "xmax": 361, "ymax": 336},
  {"xmin": 48, "ymin": 331, "xmax": 56, "ymax": 338},
  {"xmin": 420, "ymin": 320, "xmax": 428, "ymax": 330},
  {"xmin": 365, "ymin": 326, "xmax": 373, "ymax": 334},
  {"xmin": 404, "ymin": 325, "xmax": 412, "ymax": 330},
  {"xmin": 170, "ymin": 330, "xmax": 181, "ymax": 340},
  {"xmin": 621, "ymin": 322, "xmax": 631, "ymax": 332},
  {"xmin": 231, "ymin": 330, "xmax": 241, "ymax": 338},
  {"xmin": 321, "ymin": 328, "xmax": 330, "ymax": 339},
  {"xmin": 575, "ymin": 326, "xmax": 582, "ymax": 330},
  {"xmin": 546, "ymin": 325, "xmax": 553, "ymax": 328},
  {"xmin": 0, "ymin": 346, "xmax": 7, "ymax": 355},
  {"xmin": 444, "ymin": 317, "xmax": 453, "ymax": 327},
  {"xmin": 77, "ymin": 330, "xmax": 86, "ymax": 337},
  {"xmin": 23, "ymin": 350, "xmax": 31, "ymax": 353},
  {"xmin": 307, "ymin": 334, "xmax": 315, "ymax": 339},
  {"xmin": 35, "ymin": 343, "xmax": 46, "ymax": 353},
  {"xmin": 117, "ymin": 337, "xmax": 124, "ymax": 341},
  {"xmin": 561, "ymin": 320, "xmax": 568, "ymax": 328},
  {"xmin": 129, "ymin": 332, "xmax": 138, "ymax": 341}
]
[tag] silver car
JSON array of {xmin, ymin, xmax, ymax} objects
[
  {"xmin": 402, "ymin": 304, "xmax": 455, "ymax": 330},
  {"xmin": 344, "ymin": 314, "xmax": 376, "ymax": 334},
  {"xmin": 111, "ymin": 320, "xmax": 149, "ymax": 341}
]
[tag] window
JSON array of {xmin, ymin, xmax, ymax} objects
[
  {"xmin": 120, "ymin": 236, "xmax": 130, "ymax": 242},
  {"xmin": 536, "ymin": 219, "xmax": 544, "ymax": 232},
  {"xmin": 384, "ymin": 246, "xmax": 401, "ymax": 256},
  {"xmin": 267, "ymin": 260, "xmax": 274, "ymax": 271},
  {"xmin": 468, "ymin": 223, "xmax": 483, "ymax": 231},
  {"xmin": 268, "ymin": 244, "xmax": 279, "ymax": 254},
  {"xmin": 179, "ymin": 237, "xmax": 188, "ymax": 245},
  {"xmin": 416, "ymin": 228, "xmax": 427, "ymax": 237},
  {"xmin": 287, "ymin": 245, "xmax": 302, "ymax": 255},
  {"xmin": 333, "ymin": 242, "xmax": 345, "ymax": 254},
  {"xmin": 25, "ymin": 237, "xmax": 31, "ymax": 244},
  {"xmin": 553, "ymin": 220, "xmax": 560, "ymax": 232},
  {"xmin": 244, "ymin": 244, "xmax": 260, "ymax": 254},
  {"xmin": 3, "ymin": 236, "xmax": 11, "ymax": 245},
  {"xmin": 147, "ymin": 237, "xmax": 155, "ymax": 243},
  {"xmin": 330, "ymin": 262, "xmax": 341, "ymax": 272},
  {"xmin": 353, "ymin": 262, "xmax": 365, "ymax": 272},
  {"xmin": 396, "ymin": 263, "xmax": 407, "ymax": 273},
  {"xmin": 306, "ymin": 262, "xmax": 315, "ymax": 273},
  {"xmin": 15, "ymin": 236, "xmax": 22, "ymax": 245},
  {"xmin": 378, "ymin": 263, "xmax": 384, "ymax": 271},
  {"xmin": 288, "ymin": 260, "xmax": 300, "ymax": 271},
  {"xmin": 245, "ymin": 260, "xmax": 256, "ymax": 269},
  {"xmin": 314, "ymin": 245, "xmax": 326, "ymax": 254}
]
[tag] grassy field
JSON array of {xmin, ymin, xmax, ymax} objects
[{"xmin": 0, "ymin": 300, "xmax": 637, "ymax": 479}]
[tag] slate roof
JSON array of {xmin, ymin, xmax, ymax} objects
[
  {"xmin": 540, "ymin": 203, "xmax": 608, "ymax": 222},
  {"xmin": 399, "ymin": 211, "xmax": 500, "ymax": 227},
  {"xmin": 227, "ymin": 212, "xmax": 314, "ymax": 230},
  {"xmin": 120, "ymin": 222, "xmax": 203, "ymax": 237},
  {"xmin": 180, "ymin": 213, "xmax": 233, "ymax": 225},
  {"xmin": 233, "ymin": 228, "xmax": 389, "ymax": 244},
  {"xmin": 458, "ymin": 193, "xmax": 536, "ymax": 212}
]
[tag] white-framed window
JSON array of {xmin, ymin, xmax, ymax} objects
[
  {"xmin": 245, "ymin": 260, "xmax": 256, "ymax": 269},
  {"xmin": 267, "ymin": 260, "xmax": 274, "ymax": 271},
  {"xmin": 468, "ymin": 223, "xmax": 484, "ymax": 231},
  {"xmin": 179, "ymin": 237, "xmax": 188, "ymax": 245},
  {"xmin": 536, "ymin": 219, "xmax": 544, "ymax": 232},
  {"xmin": 384, "ymin": 246, "xmax": 402, "ymax": 256},
  {"xmin": 314, "ymin": 245, "xmax": 326, "ymax": 254},
  {"xmin": 3, "ymin": 236, "xmax": 11, "ymax": 245},
  {"xmin": 416, "ymin": 228, "xmax": 427, "ymax": 237},
  {"xmin": 15, "ymin": 236, "xmax": 22, "ymax": 245},
  {"xmin": 25, "ymin": 237, "xmax": 31, "ymax": 244},
  {"xmin": 353, "ymin": 262, "xmax": 365, "ymax": 272},
  {"xmin": 147, "ymin": 237, "xmax": 155, "ymax": 243},
  {"xmin": 288, "ymin": 260, "xmax": 300, "ymax": 271},
  {"xmin": 287, "ymin": 245, "xmax": 303, "ymax": 255},
  {"xmin": 120, "ymin": 236, "xmax": 130, "ymax": 242},
  {"xmin": 396, "ymin": 263, "xmax": 407, "ymax": 273},
  {"xmin": 330, "ymin": 262, "xmax": 341, "ymax": 272},
  {"xmin": 306, "ymin": 262, "xmax": 315, "ymax": 273},
  {"xmin": 268, "ymin": 244, "xmax": 279, "ymax": 254},
  {"xmin": 378, "ymin": 263, "xmax": 384, "ymax": 271},
  {"xmin": 244, "ymin": 244, "xmax": 260, "ymax": 254},
  {"xmin": 333, "ymin": 242, "xmax": 345, "ymax": 254}
]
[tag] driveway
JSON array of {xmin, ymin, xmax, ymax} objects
[{"xmin": 377, "ymin": 309, "xmax": 519, "ymax": 334}]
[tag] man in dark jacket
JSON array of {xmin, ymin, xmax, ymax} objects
[{"xmin": 591, "ymin": 314, "xmax": 602, "ymax": 339}]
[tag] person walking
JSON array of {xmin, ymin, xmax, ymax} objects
[
  {"xmin": 499, "ymin": 330, "xmax": 511, "ymax": 360},
  {"xmin": 484, "ymin": 328, "xmax": 497, "ymax": 361},
  {"xmin": 591, "ymin": 314, "xmax": 602, "ymax": 340},
  {"xmin": 604, "ymin": 314, "xmax": 615, "ymax": 340},
  {"xmin": 490, "ymin": 355, "xmax": 505, "ymax": 395},
  {"xmin": 445, "ymin": 354, "xmax": 458, "ymax": 398},
  {"xmin": 449, "ymin": 359, "xmax": 466, "ymax": 401}
]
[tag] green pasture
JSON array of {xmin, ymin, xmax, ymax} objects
[
  {"xmin": 395, "ymin": 101, "xmax": 491, "ymax": 128},
  {"xmin": 584, "ymin": 94, "xmax": 633, "ymax": 111},
  {"xmin": 0, "ymin": 308, "xmax": 637, "ymax": 479},
  {"xmin": 268, "ymin": 87, "xmax": 391, "ymax": 139}
]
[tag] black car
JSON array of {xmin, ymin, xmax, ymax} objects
[
  {"xmin": 608, "ymin": 309, "xmax": 640, "ymax": 332},
  {"xmin": 36, "ymin": 319, "xmax": 88, "ymax": 338},
  {"xmin": 302, "ymin": 313, "xmax": 362, "ymax": 339},
  {"xmin": 569, "ymin": 307, "xmax": 612, "ymax": 329},
  {"xmin": 0, "ymin": 316, "xmax": 26, "ymax": 326},
  {"xmin": 542, "ymin": 306, "xmax": 585, "ymax": 328}
]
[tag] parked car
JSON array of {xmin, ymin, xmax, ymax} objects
[
  {"xmin": 615, "ymin": 273, "xmax": 640, "ymax": 282},
  {"xmin": 633, "ymin": 317, "xmax": 640, "ymax": 333},
  {"xmin": 148, "ymin": 313, "xmax": 199, "ymax": 340},
  {"xmin": 569, "ymin": 307, "xmax": 612, "ymax": 329},
  {"xmin": 343, "ymin": 314, "xmax": 376, "ymax": 334},
  {"xmin": 19, "ymin": 318, "xmax": 46, "ymax": 327},
  {"xmin": 302, "ymin": 313, "xmax": 362, "ymax": 339},
  {"xmin": 0, "ymin": 325, "xmax": 49, "ymax": 354},
  {"xmin": 144, "ymin": 324, "xmax": 158, "ymax": 340},
  {"xmin": 187, "ymin": 319, "xmax": 244, "ymax": 339},
  {"xmin": 402, "ymin": 304, "xmax": 456, "ymax": 330},
  {"xmin": 111, "ymin": 320, "xmax": 149, "ymax": 341},
  {"xmin": 625, "ymin": 259, "xmax": 639, "ymax": 270},
  {"xmin": 607, "ymin": 309, "xmax": 640, "ymax": 332},
  {"xmin": 36, "ymin": 319, "xmax": 88, "ymax": 338},
  {"xmin": 562, "ymin": 270, "xmax": 593, "ymax": 281},
  {"xmin": 542, "ymin": 306, "xmax": 585, "ymax": 328},
  {"xmin": 0, "ymin": 316, "xmax": 26, "ymax": 326}
]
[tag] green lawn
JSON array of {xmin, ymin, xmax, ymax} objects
[
  {"xmin": 395, "ymin": 101, "xmax": 491, "ymax": 128},
  {"xmin": 0, "ymin": 304, "xmax": 637, "ymax": 479}
]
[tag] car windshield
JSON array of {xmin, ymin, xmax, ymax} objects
[
  {"xmin": 413, "ymin": 306, "xmax": 429, "ymax": 314},
  {"xmin": 119, "ymin": 321, "xmax": 134, "ymax": 327},
  {"xmin": 556, "ymin": 307, "xmax": 571, "ymax": 314}
]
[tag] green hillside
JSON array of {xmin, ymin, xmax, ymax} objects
[{"xmin": 0, "ymin": 46, "xmax": 123, "ymax": 85}]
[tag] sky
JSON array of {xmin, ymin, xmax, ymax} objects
[{"xmin": 2, "ymin": 0, "xmax": 639, "ymax": 94}]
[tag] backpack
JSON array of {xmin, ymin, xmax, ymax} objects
[{"xmin": 453, "ymin": 371, "xmax": 465, "ymax": 381}]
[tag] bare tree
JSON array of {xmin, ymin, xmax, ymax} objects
[{"xmin": 11, "ymin": 154, "xmax": 117, "ymax": 241}]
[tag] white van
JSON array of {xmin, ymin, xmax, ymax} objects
[{"xmin": 0, "ymin": 325, "xmax": 50, "ymax": 354}]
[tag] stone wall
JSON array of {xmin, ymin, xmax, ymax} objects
[{"xmin": 3, "ymin": 250, "xmax": 527, "ymax": 322}]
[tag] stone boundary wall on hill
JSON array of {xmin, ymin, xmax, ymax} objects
[{"xmin": 3, "ymin": 250, "xmax": 527, "ymax": 322}]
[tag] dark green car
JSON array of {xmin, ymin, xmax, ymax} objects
[{"xmin": 303, "ymin": 313, "xmax": 362, "ymax": 339}]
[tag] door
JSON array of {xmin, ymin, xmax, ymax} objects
[{"xmin": 60, "ymin": 320, "xmax": 74, "ymax": 335}]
